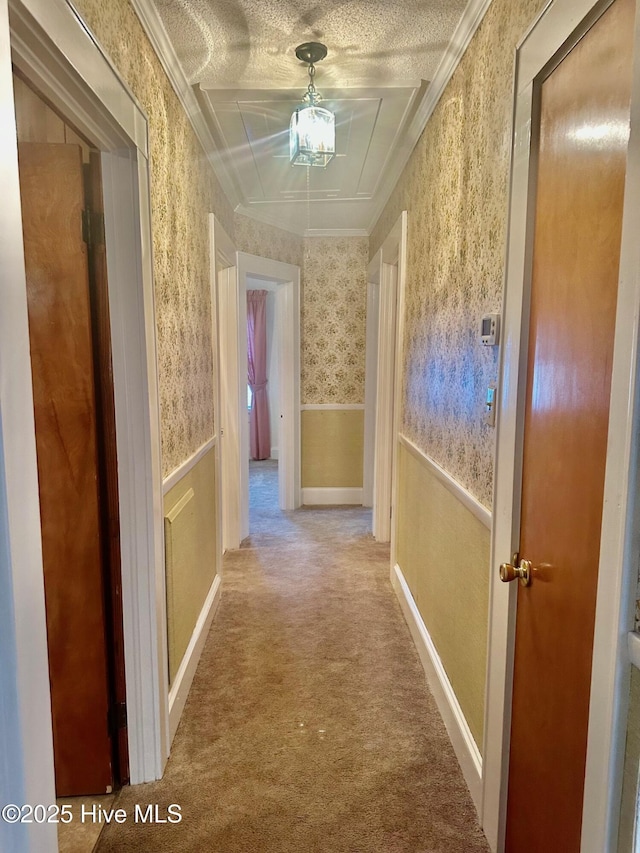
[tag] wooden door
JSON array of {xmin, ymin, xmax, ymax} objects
[
  {"xmin": 18, "ymin": 142, "xmax": 113, "ymax": 795},
  {"xmin": 505, "ymin": 0, "xmax": 634, "ymax": 849},
  {"xmin": 85, "ymin": 150, "xmax": 130, "ymax": 785}
]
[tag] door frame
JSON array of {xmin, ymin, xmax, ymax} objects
[
  {"xmin": 483, "ymin": 0, "xmax": 640, "ymax": 850},
  {"xmin": 215, "ymin": 246, "xmax": 301, "ymax": 550},
  {"xmin": 363, "ymin": 254, "xmax": 381, "ymax": 508},
  {"xmin": 0, "ymin": 0, "xmax": 168, "ymax": 831},
  {"xmin": 211, "ymin": 216, "xmax": 237, "ymax": 554},
  {"xmin": 367, "ymin": 211, "xmax": 408, "ymax": 546}
]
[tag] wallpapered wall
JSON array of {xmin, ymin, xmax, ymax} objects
[
  {"xmin": 302, "ymin": 237, "xmax": 369, "ymax": 404},
  {"xmin": 234, "ymin": 213, "xmax": 303, "ymax": 268},
  {"xmin": 371, "ymin": 0, "xmax": 547, "ymax": 509},
  {"xmin": 235, "ymin": 219, "xmax": 369, "ymax": 407},
  {"xmin": 73, "ymin": 0, "xmax": 234, "ymax": 478}
]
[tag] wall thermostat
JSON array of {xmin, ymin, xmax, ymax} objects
[{"xmin": 480, "ymin": 313, "xmax": 501, "ymax": 346}]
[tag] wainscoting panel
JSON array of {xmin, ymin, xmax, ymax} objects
[
  {"xmin": 394, "ymin": 437, "xmax": 490, "ymax": 751},
  {"xmin": 301, "ymin": 408, "xmax": 364, "ymax": 497},
  {"xmin": 164, "ymin": 446, "xmax": 218, "ymax": 685}
]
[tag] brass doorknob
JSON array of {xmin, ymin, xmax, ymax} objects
[{"xmin": 499, "ymin": 555, "xmax": 532, "ymax": 586}]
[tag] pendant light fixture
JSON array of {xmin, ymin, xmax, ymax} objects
[{"xmin": 290, "ymin": 42, "xmax": 335, "ymax": 168}]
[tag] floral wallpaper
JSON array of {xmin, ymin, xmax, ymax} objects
[
  {"xmin": 370, "ymin": 0, "xmax": 547, "ymax": 509},
  {"xmin": 72, "ymin": 0, "xmax": 235, "ymax": 478},
  {"xmin": 234, "ymin": 218, "xmax": 368, "ymax": 406},
  {"xmin": 234, "ymin": 213, "xmax": 303, "ymax": 267},
  {"xmin": 302, "ymin": 237, "xmax": 369, "ymax": 404}
]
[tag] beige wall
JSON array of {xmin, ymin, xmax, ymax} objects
[
  {"xmin": 302, "ymin": 410, "xmax": 364, "ymax": 489},
  {"xmin": 395, "ymin": 441, "xmax": 490, "ymax": 748},
  {"xmin": 73, "ymin": 0, "xmax": 234, "ymax": 479},
  {"xmin": 164, "ymin": 450, "xmax": 218, "ymax": 683}
]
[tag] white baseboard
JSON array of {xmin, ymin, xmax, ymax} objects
[
  {"xmin": 391, "ymin": 563, "xmax": 483, "ymax": 813},
  {"xmin": 301, "ymin": 487, "xmax": 363, "ymax": 505},
  {"xmin": 168, "ymin": 574, "xmax": 222, "ymax": 743},
  {"xmin": 270, "ymin": 447, "xmax": 279, "ymax": 460}
]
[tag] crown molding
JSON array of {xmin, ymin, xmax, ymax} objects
[
  {"xmin": 367, "ymin": 0, "xmax": 495, "ymax": 233},
  {"xmin": 130, "ymin": 0, "xmax": 494, "ymax": 240},
  {"xmin": 129, "ymin": 0, "xmax": 242, "ymax": 209},
  {"xmin": 304, "ymin": 229, "xmax": 370, "ymax": 238},
  {"xmin": 235, "ymin": 204, "xmax": 370, "ymax": 239}
]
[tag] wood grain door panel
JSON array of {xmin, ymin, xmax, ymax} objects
[
  {"xmin": 505, "ymin": 1, "xmax": 634, "ymax": 849},
  {"xmin": 19, "ymin": 142, "xmax": 113, "ymax": 796},
  {"xmin": 85, "ymin": 150, "xmax": 129, "ymax": 784}
]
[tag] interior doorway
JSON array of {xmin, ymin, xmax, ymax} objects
[
  {"xmin": 363, "ymin": 212, "xmax": 408, "ymax": 545},
  {"xmin": 3, "ymin": 5, "xmax": 166, "ymax": 830},
  {"xmin": 505, "ymin": 1, "xmax": 633, "ymax": 847},
  {"xmin": 215, "ymin": 246, "xmax": 301, "ymax": 550},
  {"xmin": 246, "ymin": 280, "xmax": 281, "ymax": 527},
  {"xmin": 13, "ymin": 73, "xmax": 128, "ymax": 795},
  {"xmin": 485, "ymin": 0, "xmax": 640, "ymax": 848}
]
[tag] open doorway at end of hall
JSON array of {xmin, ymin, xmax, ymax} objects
[
  {"xmin": 217, "ymin": 247, "xmax": 300, "ymax": 550},
  {"xmin": 246, "ymin": 279, "xmax": 281, "ymax": 529},
  {"xmin": 12, "ymin": 69, "xmax": 128, "ymax": 818}
]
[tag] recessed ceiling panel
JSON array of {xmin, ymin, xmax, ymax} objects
[
  {"xmin": 150, "ymin": 0, "xmax": 472, "ymax": 232},
  {"xmin": 200, "ymin": 85, "xmax": 419, "ymax": 213},
  {"xmin": 239, "ymin": 96, "xmax": 381, "ymax": 200}
]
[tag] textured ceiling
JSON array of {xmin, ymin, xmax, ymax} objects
[
  {"xmin": 149, "ymin": 0, "xmax": 471, "ymax": 233},
  {"xmin": 153, "ymin": 0, "xmax": 467, "ymax": 89}
]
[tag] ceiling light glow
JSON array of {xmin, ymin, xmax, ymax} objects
[{"xmin": 290, "ymin": 42, "xmax": 335, "ymax": 169}]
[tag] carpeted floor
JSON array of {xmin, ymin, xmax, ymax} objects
[{"xmin": 96, "ymin": 459, "xmax": 489, "ymax": 852}]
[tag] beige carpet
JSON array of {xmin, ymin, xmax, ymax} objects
[{"xmin": 96, "ymin": 460, "xmax": 489, "ymax": 852}]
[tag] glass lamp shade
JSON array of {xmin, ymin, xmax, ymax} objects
[{"xmin": 289, "ymin": 105, "xmax": 335, "ymax": 167}]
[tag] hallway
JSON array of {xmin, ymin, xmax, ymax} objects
[{"xmin": 95, "ymin": 463, "xmax": 489, "ymax": 852}]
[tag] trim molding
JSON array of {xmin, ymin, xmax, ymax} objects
[
  {"xmin": 128, "ymin": 0, "xmax": 240, "ymax": 208},
  {"xmin": 391, "ymin": 563, "xmax": 483, "ymax": 812},
  {"xmin": 15, "ymin": 0, "xmax": 148, "ymax": 155},
  {"xmin": 236, "ymin": 202, "xmax": 371, "ymax": 240},
  {"xmin": 304, "ymin": 228, "xmax": 370, "ymax": 238},
  {"xmin": 131, "ymin": 0, "xmax": 494, "ymax": 241},
  {"xmin": 301, "ymin": 404, "xmax": 365, "ymax": 411},
  {"xmin": 9, "ymin": 0, "xmax": 169, "ymax": 787},
  {"xmin": 399, "ymin": 434, "xmax": 491, "ymax": 529},
  {"xmin": 302, "ymin": 487, "xmax": 363, "ymax": 505},
  {"xmin": 162, "ymin": 436, "xmax": 217, "ymax": 495},
  {"xmin": 0, "ymin": 0, "xmax": 58, "ymax": 840},
  {"xmin": 168, "ymin": 574, "xmax": 221, "ymax": 743}
]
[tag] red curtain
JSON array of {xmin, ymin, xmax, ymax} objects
[{"xmin": 247, "ymin": 290, "xmax": 271, "ymax": 460}]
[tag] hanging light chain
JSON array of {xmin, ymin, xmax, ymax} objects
[
  {"xmin": 306, "ymin": 163, "xmax": 311, "ymax": 233},
  {"xmin": 290, "ymin": 42, "xmax": 335, "ymax": 169},
  {"xmin": 304, "ymin": 63, "xmax": 320, "ymax": 105}
]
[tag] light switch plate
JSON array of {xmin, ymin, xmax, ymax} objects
[{"xmin": 485, "ymin": 381, "xmax": 497, "ymax": 427}]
